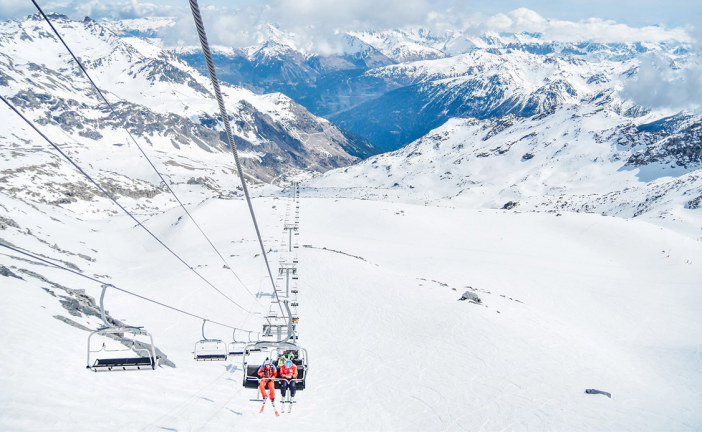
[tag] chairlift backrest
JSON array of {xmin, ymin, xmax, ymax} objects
[
  {"xmin": 86, "ymin": 286, "xmax": 158, "ymax": 372},
  {"xmin": 194, "ymin": 319, "xmax": 228, "ymax": 361}
]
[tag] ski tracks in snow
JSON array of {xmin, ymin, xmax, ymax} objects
[{"xmin": 142, "ymin": 365, "xmax": 241, "ymax": 432}]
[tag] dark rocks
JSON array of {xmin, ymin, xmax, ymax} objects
[
  {"xmin": 626, "ymin": 119, "xmax": 702, "ymax": 170},
  {"xmin": 686, "ymin": 195, "xmax": 702, "ymax": 209},
  {"xmin": 502, "ymin": 201, "xmax": 518, "ymax": 210},
  {"xmin": 585, "ymin": 388, "xmax": 612, "ymax": 398},
  {"xmin": 0, "ymin": 216, "xmax": 20, "ymax": 230},
  {"xmin": 1, "ymin": 265, "xmax": 23, "ymax": 279},
  {"xmin": 458, "ymin": 290, "xmax": 482, "ymax": 304},
  {"xmin": 53, "ymin": 315, "xmax": 91, "ymax": 331},
  {"xmin": 187, "ymin": 176, "xmax": 218, "ymax": 191}
]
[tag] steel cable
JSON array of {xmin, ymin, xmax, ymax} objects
[
  {"xmin": 1, "ymin": 94, "xmax": 251, "ymax": 315},
  {"xmin": 188, "ymin": 0, "xmax": 285, "ymax": 320},
  {"xmin": 0, "ymin": 241, "xmax": 258, "ymax": 334},
  {"xmin": 30, "ymin": 0, "xmax": 263, "ymax": 310}
]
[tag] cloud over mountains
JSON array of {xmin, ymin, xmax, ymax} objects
[{"xmin": 4, "ymin": 0, "xmax": 696, "ymax": 50}]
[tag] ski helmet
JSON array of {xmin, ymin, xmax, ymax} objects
[{"xmin": 285, "ymin": 360, "xmax": 292, "ymax": 368}]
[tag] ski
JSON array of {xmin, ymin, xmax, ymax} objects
[
  {"xmin": 271, "ymin": 399, "xmax": 279, "ymax": 416},
  {"xmin": 259, "ymin": 397, "xmax": 279, "ymax": 416}
]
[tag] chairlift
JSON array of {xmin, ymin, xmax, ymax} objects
[
  {"xmin": 242, "ymin": 341, "xmax": 308, "ymax": 390},
  {"xmin": 194, "ymin": 319, "xmax": 228, "ymax": 361},
  {"xmin": 86, "ymin": 285, "xmax": 158, "ymax": 372},
  {"xmin": 244, "ymin": 300, "xmax": 306, "ymax": 387},
  {"xmin": 229, "ymin": 329, "xmax": 259, "ymax": 356}
]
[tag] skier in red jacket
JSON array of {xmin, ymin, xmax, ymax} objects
[
  {"xmin": 279, "ymin": 358, "xmax": 298, "ymax": 410},
  {"xmin": 257, "ymin": 359, "xmax": 277, "ymax": 403}
]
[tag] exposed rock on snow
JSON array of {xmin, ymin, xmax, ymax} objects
[
  {"xmin": 0, "ymin": 264, "xmax": 23, "ymax": 279},
  {"xmin": 585, "ymin": 388, "xmax": 612, "ymax": 398},
  {"xmin": 458, "ymin": 290, "xmax": 482, "ymax": 304}
]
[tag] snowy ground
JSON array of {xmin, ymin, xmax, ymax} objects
[{"xmin": 1, "ymin": 191, "xmax": 701, "ymax": 431}]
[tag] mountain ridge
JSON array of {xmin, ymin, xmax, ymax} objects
[{"xmin": 0, "ymin": 13, "xmax": 368, "ymax": 211}]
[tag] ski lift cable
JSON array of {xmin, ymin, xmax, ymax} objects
[
  {"xmin": 188, "ymin": 0, "xmax": 285, "ymax": 320},
  {"xmin": 0, "ymin": 242, "xmax": 257, "ymax": 334},
  {"xmin": 29, "ymin": 0, "xmax": 264, "ymax": 311},
  {"xmin": 1, "ymin": 95, "xmax": 252, "ymax": 315}
]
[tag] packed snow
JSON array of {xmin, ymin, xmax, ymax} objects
[{"xmin": 2, "ymin": 188, "xmax": 701, "ymax": 430}]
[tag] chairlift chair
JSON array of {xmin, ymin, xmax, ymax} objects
[
  {"xmin": 242, "ymin": 341, "xmax": 308, "ymax": 390},
  {"xmin": 228, "ymin": 329, "xmax": 259, "ymax": 356},
  {"xmin": 194, "ymin": 319, "xmax": 228, "ymax": 361},
  {"xmin": 86, "ymin": 285, "xmax": 158, "ymax": 372}
]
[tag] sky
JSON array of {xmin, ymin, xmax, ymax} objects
[
  {"xmin": 3, "ymin": 0, "xmax": 701, "ymax": 30},
  {"xmin": 4, "ymin": 0, "xmax": 697, "ymax": 50}
]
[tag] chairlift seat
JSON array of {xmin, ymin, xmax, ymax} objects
[
  {"xmin": 242, "ymin": 343, "xmax": 307, "ymax": 390},
  {"xmin": 194, "ymin": 338, "xmax": 228, "ymax": 361},
  {"xmin": 243, "ymin": 364, "xmax": 307, "ymax": 390},
  {"xmin": 195, "ymin": 353, "xmax": 228, "ymax": 361},
  {"xmin": 88, "ymin": 356, "xmax": 156, "ymax": 371}
]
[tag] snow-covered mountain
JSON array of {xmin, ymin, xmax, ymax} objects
[
  {"xmin": 167, "ymin": 25, "xmax": 694, "ymax": 151},
  {"xmin": 309, "ymin": 105, "xmax": 702, "ymax": 237},
  {"xmin": 0, "ymin": 14, "xmax": 369, "ymax": 194},
  {"xmin": 163, "ymin": 19, "xmax": 702, "ymax": 236},
  {"xmin": 326, "ymin": 34, "xmax": 692, "ymax": 150}
]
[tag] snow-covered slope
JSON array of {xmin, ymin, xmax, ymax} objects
[{"xmin": 2, "ymin": 193, "xmax": 701, "ymax": 430}]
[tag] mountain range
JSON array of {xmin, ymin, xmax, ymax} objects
[
  {"xmin": 2, "ymin": 13, "xmax": 700, "ymax": 234},
  {"xmin": 0, "ymin": 13, "xmax": 371, "ymax": 209},
  {"xmin": 162, "ymin": 24, "xmax": 694, "ymax": 151},
  {"xmin": 111, "ymin": 18, "xmax": 700, "ymax": 236}
]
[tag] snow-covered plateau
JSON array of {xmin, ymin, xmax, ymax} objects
[
  {"xmin": 1, "ymin": 11, "xmax": 702, "ymax": 432},
  {"xmin": 2, "ymin": 193, "xmax": 701, "ymax": 431}
]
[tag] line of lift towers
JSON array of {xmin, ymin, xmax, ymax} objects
[{"xmin": 85, "ymin": 183, "xmax": 308, "ymax": 392}]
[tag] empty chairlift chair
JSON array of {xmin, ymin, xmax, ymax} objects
[
  {"xmin": 86, "ymin": 285, "xmax": 158, "ymax": 372},
  {"xmin": 229, "ymin": 329, "xmax": 259, "ymax": 356},
  {"xmin": 194, "ymin": 319, "xmax": 228, "ymax": 361}
]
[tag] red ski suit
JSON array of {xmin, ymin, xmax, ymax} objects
[
  {"xmin": 279, "ymin": 363, "xmax": 298, "ymax": 398},
  {"xmin": 257, "ymin": 365, "xmax": 277, "ymax": 400},
  {"xmin": 280, "ymin": 363, "xmax": 298, "ymax": 380}
]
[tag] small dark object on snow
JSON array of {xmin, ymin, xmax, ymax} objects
[
  {"xmin": 458, "ymin": 290, "xmax": 481, "ymax": 304},
  {"xmin": 585, "ymin": 389, "xmax": 611, "ymax": 398},
  {"xmin": 502, "ymin": 201, "xmax": 518, "ymax": 210}
]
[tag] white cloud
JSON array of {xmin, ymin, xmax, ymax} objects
[
  {"xmin": 67, "ymin": 0, "xmax": 178, "ymax": 20},
  {"xmin": 6, "ymin": 1, "xmax": 695, "ymax": 54},
  {"xmin": 621, "ymin": 32, "xmax": 702, "ymax": 113},
  {"xmin": 480, "ymin": 8, "xmax": 691, "ymax": 44},
  {"xmin": 181, "ymin": 4, "xmax": 693, "ymax": 51}
]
